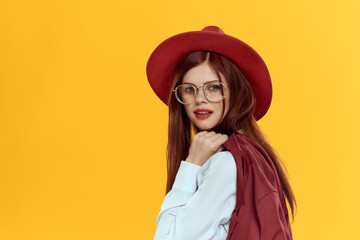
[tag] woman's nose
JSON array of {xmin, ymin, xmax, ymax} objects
[{"xmin": 195, "ymin": 88, "xmax": 207, "ymax": 103}]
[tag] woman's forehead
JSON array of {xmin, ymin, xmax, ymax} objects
[{"xmin": 182, "ymin": 62, "xmax": 226, "ymax": 85}]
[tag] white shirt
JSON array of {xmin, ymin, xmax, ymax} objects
[{"xmin": 153, "ymin": 151, "xmax": 237, "ymax": 240}]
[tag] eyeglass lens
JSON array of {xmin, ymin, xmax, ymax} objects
[{"xmin": 175, "ymin": 82, "xmax": 225, "ymax": 104}]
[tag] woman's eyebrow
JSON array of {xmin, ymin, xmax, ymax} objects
[{"xmin": 182, "ymin": 79, "xmax": 220, "ymax": 85}]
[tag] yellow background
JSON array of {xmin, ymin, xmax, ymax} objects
[{"xmin": 0, "ymin": 0, "xmax": 359, "ymax": 239}]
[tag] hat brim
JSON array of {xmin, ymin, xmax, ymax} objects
[{"xmin": 146, "ymin": 30, "xmax": 272, "ymax": 121}]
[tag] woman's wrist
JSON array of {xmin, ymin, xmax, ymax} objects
[{"xmin": 185, "ymin": 156, "xmax": 201, "ymax": 166}]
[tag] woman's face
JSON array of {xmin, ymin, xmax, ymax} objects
[{"xmin": 182, "ymin": 62, "xmax": 230, "ymax": 131}]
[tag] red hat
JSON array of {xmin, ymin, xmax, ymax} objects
[{"xmin": 146, "ymin": 26, "xmax": 272, "ymax": 121}]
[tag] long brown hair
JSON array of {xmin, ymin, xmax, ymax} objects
[{"xmin": 166, "ymin": 50, "xmax": 297, "ymax": 222}]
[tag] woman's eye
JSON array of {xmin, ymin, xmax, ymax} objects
[
  {"xmin": 208, "ymin": 84, "xmax": 221, "ymax": 91},
  {"xmin": 184, "ymin": 87, "xmax": 195, "ymax": 94}
]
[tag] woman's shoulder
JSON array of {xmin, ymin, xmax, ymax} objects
[
  {"xmin": 210, "ymin": 150, "xmax": 234, "ymax": 160},
  {"xmin": 224, "ymin": 133, "xmax": 268, "ymax": 158},
  {"xmin": 207, "ymin": 151, "xmax": 237, "ymax": 174}
]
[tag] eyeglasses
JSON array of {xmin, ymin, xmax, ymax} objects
[{"xmin": 173, "ymin": 81, "xmax": 228, "ymax": 105}]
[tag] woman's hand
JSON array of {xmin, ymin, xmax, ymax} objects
[{"xmin": 185, "ymin": 131, "xmax": 229, "ymax": 166}]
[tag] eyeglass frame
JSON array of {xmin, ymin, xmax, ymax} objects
[{"xmin": 172, "ymin": 80, "xmax": 228, "ymax": 105}]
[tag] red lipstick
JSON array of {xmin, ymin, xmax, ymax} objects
[{"xmin": 194, "ymin": 108, "xmax": 213, "ymax": 119}]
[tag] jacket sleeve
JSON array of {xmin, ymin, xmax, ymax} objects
[{"xmin": 153, "ymin": 151, "xmax": 237, "ymax": 240}]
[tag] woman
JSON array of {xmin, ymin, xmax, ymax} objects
[{"xmin": 146, "ymin": 26, "xmax": 296, "ymax": 240}]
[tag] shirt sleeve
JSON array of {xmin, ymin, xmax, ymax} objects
[{"xmin": 153, "ymin": 151, "xmax": 237, "ymax": 240}]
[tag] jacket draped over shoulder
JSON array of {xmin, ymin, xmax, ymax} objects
[{"xmin": 223, "ymin": 133, "xmax": 293, "ymax": 240}]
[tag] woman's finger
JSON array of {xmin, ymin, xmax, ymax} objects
[
  {"xmin": 194, "ymin": 131, "xmax": 208, "ymax": 139},
  {"xmin": 208, "ymin": 133, "xmax": 227, "ymax": 142},
  {"xmin": 212, "ymin": 134, "xmax": 229, "ymax": 146},
  {"xmin": 205, "ymin": 131, "xmax": 216, "ymax": 137},
  {"xmin": 216, "ymin": 146, "xmax": 224, "ymax": 153}
]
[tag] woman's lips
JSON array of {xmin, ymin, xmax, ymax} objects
[
  {"xmin": 195, "ymin": 113, "xmax": 213, "ymax": 119},
  {"xmin": 194, "ymin": 109, "xmax": 213, "ymax": 119}
]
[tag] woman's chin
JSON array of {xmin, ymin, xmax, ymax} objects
[{"xmin": 195, "ymin": 124, "xmax": 213, "ymax": 132}]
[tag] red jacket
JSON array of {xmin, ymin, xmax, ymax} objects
[{"xmin": 223, "ymin": 133, "xmax": 293, "ymax": 240}]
